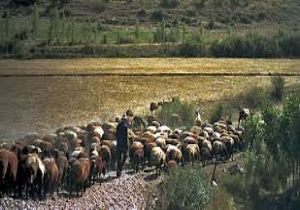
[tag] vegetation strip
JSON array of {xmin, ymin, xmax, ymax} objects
[{"xmin": 0, "ymin": 72, "xmax": 299, "ymax": 77}]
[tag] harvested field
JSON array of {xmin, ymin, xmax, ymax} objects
[{"xmin": 0, "ymin": 58, "xmax": 299, "ymax": 139}]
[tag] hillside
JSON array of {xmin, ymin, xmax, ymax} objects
[
  {"xmin": 0, "ymin": 0, "xmax": 299, "ymax": 58},
  {"xmin": 1, "ymin": 0, "xmax": 300, "ymax": 28}
]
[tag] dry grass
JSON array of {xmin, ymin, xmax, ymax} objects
[
  {"xmin": 0, "ymin": 58, "xmax": 299, "ymax": 139},
  {"xmin": 0, "ymin": 58, "xmax": 299, "ymax": 74}
]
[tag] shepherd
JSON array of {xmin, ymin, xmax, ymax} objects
[{"xmin": 116, "ymin": 115, "xmax": 129, "ymax": 177}]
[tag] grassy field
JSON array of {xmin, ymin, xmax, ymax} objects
[
  {"xmin": 1, "ymin": 58, "xmax": 300, "ymax": 74},
  {"xmin": 0, "ymin": 58, "xmax": 299, "ymax": 139}
]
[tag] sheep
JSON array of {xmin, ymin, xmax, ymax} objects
[
  {"xmin": 190, "ymin": 126, "xmax": 202, "ymax": 136},
  {"xmin": 23, "ymin": 153, "xmax": 45, "ymax": 199},
  {"xmin": 166, "ymin": 138, "xmax": 180, "ymax": 146},
  {"xmin": 143, "ymin": 142, "xmax": 157, "ymax": 166},
  {"xmin": 238, "ymin": 108, "xmax": 250, "ymax": 128},
  {"xmin": 43, "ymin": 157, "xmax": 59, "ymax": 198},
  {"xmin": 157, "ymin": 125, "xmax": 171, "ymax": 134},
  {"xmin": 184, "ymin": 144, "xmax": 200, "ymax": 166},
  {"xmin": 145, "ymin": 126, "xmax": 157, "ymax": 134},
  {"xmin": 68, "ymin": 158, "xmax": 90, "ymax": 197},
  {"xmin": 155, "ymin": 137, "xmax": 167, "ymax": 151},
  {"xmin": 98, "ymin": 145, "xmax": 111, "ymax": 174},
  {"xmin": 166, "ymin": 144, "xmax": 183, "ymax": 165},
  {"xmin": 200, "ymin": 147, "xmax": 211, "ymax": 166},
  {"xmin": 149, "ymin": 102, "xmax": 162, "ymax": 115},
  {"xmin": 89, "ymin": 155, "xmax": 104, "ymax": 184},
  {"xmin": 0, "ymin": 149, "xmax": 18, "ymax": 197},
  {"xmin": 54, "ymin": 150, "xmax": 68, "ymax": 192},
  {"xmin": 184, "ymin": 136, "xmax": 198, "ymax": 145},
  {"xmin": 150, "ymin": 146, "xmax": 166, "ymax": 175},
  {"xmin": 212, "ymin": 140, "xmax": 228, "ymax": 159},
  {"xmin": 220, "ymin": 136, "xmax": 234, "ymax": 159},
  {"xmin": 194, "ymin": 109, "xmax": 203, "ymax": 127},
  {"xmin": 100, "ymin": 140, "xmax": 116, "ymax": 170},
  {"xmin": 129, "ymin": 141, "xmax": 144, "ymax": 173},
  {"xmin": 132, "ymin": 116, "xmax": 147, "ymax": 131},
  {"xmin": 202, "ymin": 139, "xmax": 212, "ymax": 152},
  {"xmin": 93, "ymin": 126, "xmax": 104, "ymax": 139}
]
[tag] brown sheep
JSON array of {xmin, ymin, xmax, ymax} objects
[
  {"xmin": 98, "ymin": 145, "xmax": 111, "ymax": 173},
  {"xmin": 68, "ymin": 158, "xmax": 90, "ymax": 197},
  {"xmin": 212, "ymin": 140, "xmax": 228, "ymax": 159},
  {"xmin": 89, "ymin": 155, "xmax": 104, "ymax": 184},
  {"xmin": 144, "ymin": 142, "xmax": 157, "ymax": 166},
  {"xmin": 149, "ymin": 102, "xmax": 162, "ymax": 115},
  {"xmin": 100, "ymin": 140, "xmax": 116, "ymax": 170},
  {"xmin": 43, "ymin": 157, "xmax": 59, "ymax": 197},
  {"xmin": 166, "ymin": 145, "xmax": 183, "ymax": 165},
  {"xmin": 184, "ymin": 144, "xmax": 200, "ymax": 166},
  {"xmin": 166, "ymin": 138, "xmax": 180, "ymax": 146},
  {"xmin": 0, "ymin": 149, "xmax": 18, "ymax": 196},
  {"xmin": 155, "ymin": 137, "xmax": 167, "ymax": 151},
  {"xmin": 129, "ymin": 142, "xmax": 144, "ymax": 173},
  {"xmin": 23, "ymin": 153, "xmax": 45, "ymax": 199},
  {"xmin": 151, "ymin": 146, "xmax": 166, "ymax": 175},
  {"xmin": 200, "ymin": 147, "xmax": 211, "ymax": 166},
  {"xmin": 54, "ymin": 150, "xmax": 69, "ymax": 192}
]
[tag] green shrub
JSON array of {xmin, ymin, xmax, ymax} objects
[
  {"xmin": 192, "ymin": 0, "xmax": 206, "ymax": 10},
  {"xmin": 151, "ymin": 9, "xmax": 168, "ymax": 21},
  {"xmin": 206, "ymin": 17, "xmax": 215, "ymax": 30},
  {"xmin": 116, "ymin": 34, "xmax": 134, "ymax": 44},
  {"xmin": 278, "ymin": 32, "xmax": 300, "ymax": 57},
  {"xmin": 160, "ymin": 0, "xmax": 179, "ymax": 8},
  {"xmin": 89, "ymin": 0, "xmax": 107, "ymax": 12},
  {"xmin": 271, "ymin": 76, "xmax": 285, "ymax": 101},
  {"xmin": 161, "ymin": 166, "xmax": 212, "ymax": 210},
  {"xmin": 210, "ymin": 104, "xmax": 224, "ymax": 123},
  {"xmin": 157, "ymin": 97, "xmax": 194, "ymax": 128},
  {"xmin": 184, "ymin": 7, "xmax": 197, "ymax": 17},
  {"xmin": 229, "ymin": 87, "xmax": 270, "ymax": 110},
  {"xmin": 211, "ymin": 34, "xmax": 282, "ymax": 58}
]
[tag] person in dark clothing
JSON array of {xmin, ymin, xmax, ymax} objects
[{"xmin": 116, "ymin": 116, "xmax": 129, "ymax": 177}]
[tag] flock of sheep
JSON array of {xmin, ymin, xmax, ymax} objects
[{"xmin": 0, "ymin": 104, "xmax": 247, "ymax": 200}]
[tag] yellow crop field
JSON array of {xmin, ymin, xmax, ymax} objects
[{"xmin": 0, "ymin": 58, "xmax": 299, "ymax": 139}]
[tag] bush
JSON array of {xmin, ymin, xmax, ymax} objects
[
  {"xmin": 210, "ymin": 104, "xmax": 224, "ymax": 123},
  {"xmin": 160, "ymin": 0, "xmax": 179, "ymax": 8},
  {"xmin": 184, "ymin": 7, "xmax": 197, "ymax": 17},
  {"xmin": 177, "ymin": 31, "xmax": 207, "ymax": 56},
  {"xmin": 192, "ymin": 0, "xmax": 206, "ymax": 10},
  {"xmin": 157, "ymin": 97, "xmax": 194, "ymax": 128},
  {"xmin": 271, "ymin": 76, "xmax": 285, "ymax": 101},
  {"xmin": 136, "ymin": 9, "xmax": 147, "ymax": 17},
  {"xmin": 161, "ymin": 166, "xmax": 212, "ymax": 210},
  {"xmin": 278, "ymin": 32, "xmax": 300, "ymax": 57},
  {"xmin": 211, "ymin": 34, "xmax": 282, "ymax": 58},
  {"xmin": 89, "ymin": 0, "xmax": 107, "ymax": 13},
  {"xmin": 116, "ymin": 34, "xmax": 134, "ymax": 44},
  {"xmin": 229, "ymin": 87, "xmax": 271, "ymax": 110},
  {"xmin": 151, "ymin": 9, "xmax": 168, "ymax": 21}
]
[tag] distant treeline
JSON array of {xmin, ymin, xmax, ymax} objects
[
  {"xmin": 23, "ymin": 32, "xmax": 299, "ymax": 59},
  {"xmin": 0, "ymin": 7, "xmax": 299, "ymax": 58}
]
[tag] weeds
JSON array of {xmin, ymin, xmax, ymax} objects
[{"xmin": 160, "ymin": 166, "xmax": 212, "ymax": 210}]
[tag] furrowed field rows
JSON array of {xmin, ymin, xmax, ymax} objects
[{"xmin": 0, "ymin": 58, "xmax": 299, "ymax": 139}]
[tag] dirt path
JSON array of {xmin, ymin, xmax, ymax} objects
[{"xmin": 0, "ymin": 169, "xmax": 163, "ymax": 210}]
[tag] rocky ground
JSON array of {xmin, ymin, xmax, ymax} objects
[
  {"xmin": 0, "ymin": 154, "xmax": 243, "ymax": 210},
  {"xmin": 0, "ymin": 168, "xmax": 163, "ymax": 210}
]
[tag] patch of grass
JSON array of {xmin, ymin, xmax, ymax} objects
[
  {"xmin": 157, "ymin": 97, "xmax": 195, "ymax": 128},
  {"xmin": 160, "ymin": 166, "xmax": 212, "ymax": 210},
  {"xmin": 271, "ymin": 76, "xmax": 285, "ymax": 101}
]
